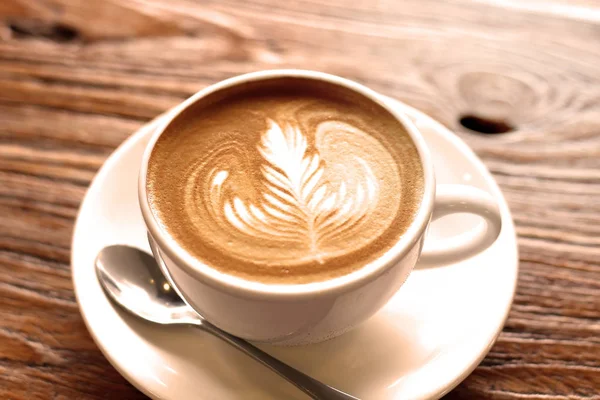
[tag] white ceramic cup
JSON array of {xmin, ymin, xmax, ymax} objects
[{"xmin": 139, "ymin": 70, "xmax": 502, "ymax": 346}]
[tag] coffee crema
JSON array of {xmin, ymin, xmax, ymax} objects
[{"xmin": 147, "ymin": 78, "xmax": 424, "ymax": 284}]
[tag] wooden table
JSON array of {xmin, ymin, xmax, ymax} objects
[{"xmin": 1, "ymin": 0, "xmax": 599, "ymax": 398}]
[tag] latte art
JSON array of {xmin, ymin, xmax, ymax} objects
[
  {"xmin": 206, "ymin": 119, "xmax": 383, "ymax": 265},
  {"xmin": 147, "ymin": 78, "xmax": 424, "ymax": 283}
]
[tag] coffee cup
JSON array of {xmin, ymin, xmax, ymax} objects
[{"xmin": 139, "ymin": 70, "xmax": 502, "ymax": 345}]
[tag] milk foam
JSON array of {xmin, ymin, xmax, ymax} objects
[{"xmin": 147, "ymin": 78, "xmax": 423, "ymax": 283}]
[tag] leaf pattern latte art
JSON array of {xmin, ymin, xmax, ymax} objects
[{"xmin": 210, "ymin": 119, "xmax": 378, "ymax": 264}]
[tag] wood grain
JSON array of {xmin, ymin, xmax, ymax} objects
[{"xmin": 1, "ymin": 0, "xmax": 599, "ymax": 399}]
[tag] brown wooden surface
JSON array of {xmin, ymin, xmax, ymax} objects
[{"xmin": 1, "ymin": 0, "xmax": 599, "ymax": 399}]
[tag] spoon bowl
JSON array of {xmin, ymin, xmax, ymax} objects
[{"xmin": 96, "ymin": 245, "xmax": 199, "ymax": 325}]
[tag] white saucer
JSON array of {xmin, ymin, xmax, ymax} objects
[{"xmin": 72, "ymin": 98, "xmax": 518, "ymax": 400}]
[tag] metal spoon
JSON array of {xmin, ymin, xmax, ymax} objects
[{"xmin": 95, "ymin": 245, "xmax": 359, "ymax": 400}]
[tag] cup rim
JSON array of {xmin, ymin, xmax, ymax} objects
[{"xmin": 138, "ymin": 69, "xmax": 436, "ymax": 300}]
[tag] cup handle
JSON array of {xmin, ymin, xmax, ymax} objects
[{"xmin": 416, "ymin": 184, "xmax": 502, "ymax": 269}]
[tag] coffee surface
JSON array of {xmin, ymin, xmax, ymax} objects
[{"xmin": 147, "ymin": 78, "xmax": 424, "ymax": 284}]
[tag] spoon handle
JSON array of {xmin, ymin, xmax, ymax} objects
[{"xmin": 198, "ymin": 322, "xmax": 360, "ymax": 400}]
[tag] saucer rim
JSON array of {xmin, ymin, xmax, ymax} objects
[
  {"xmin": 72, "ymin": 118, "xmax": 163, "ymax": 399},
  {"xmin": 72, "ymin": 98, "xmax": 518, "ymax": 400}
]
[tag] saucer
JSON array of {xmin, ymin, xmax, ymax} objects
[{"xmin": 72, "ymin": 98, "xmax": 518, "ymax": 400}]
